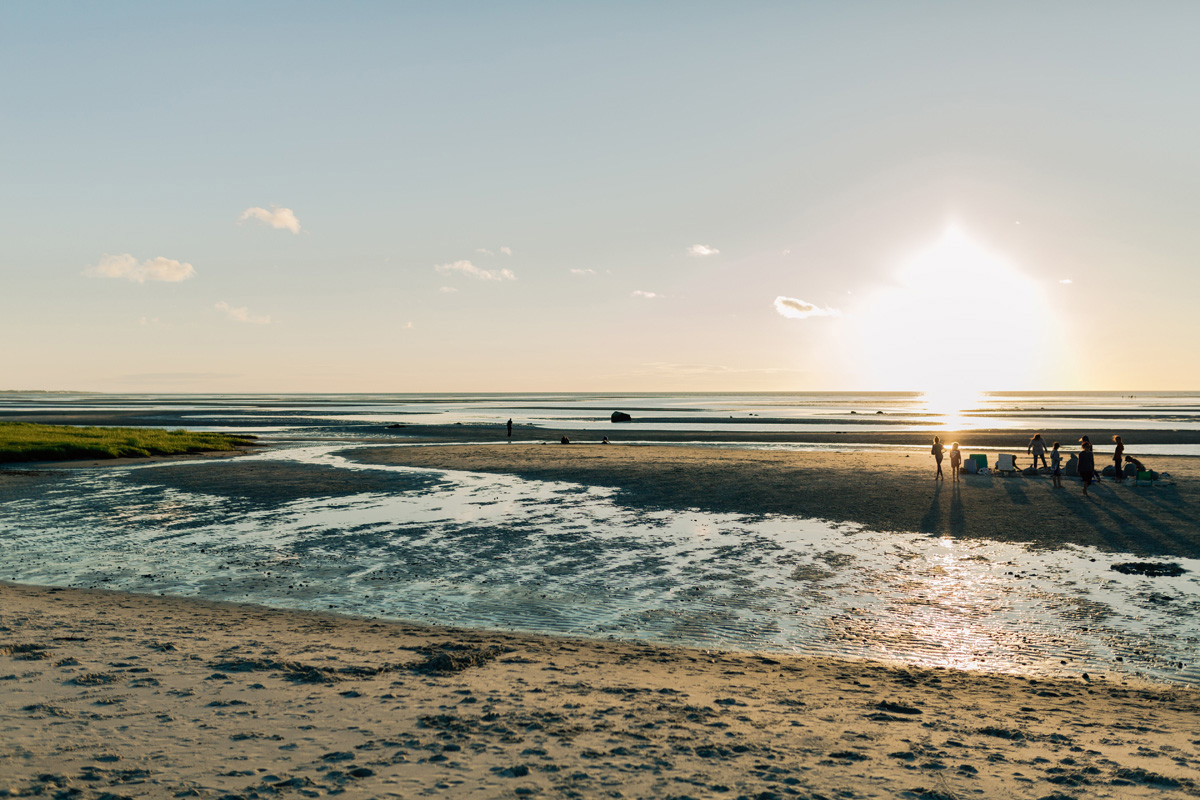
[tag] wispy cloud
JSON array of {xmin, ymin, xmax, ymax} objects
[
  {"xmin": 687, "ymin": 244, "xmax": 719, "ymax": 256},
  {"xmin": 475, "ymin": 246, "xmax": 514, "ymax": 256},
  {"xmin": 438, "ymin": 286, "xmax": 459, "ymax": 293},
  {"xmin": 636, "ymin": 362, "xmax": 804, "ymax": 377},
  {"xmin": 238, "ymin": 205, "xmax": 301, "ymax": 234},
  {"xmin": 435, "ymin": 260, "xmax": 516, "ymax": 281},
  {"xmin": 215, "ymin": 301, "xmax": 270, "ymax": 324},
  {"xmin": 570, "ymin": 268, "xmax": 596, "ymax": 275},
  {"xmin": 1059, "ymin": 278, "xmax": 1073, "ymax": 284},
  {"xmin": 632, "ymin": 290, "xmax": 661, "ymax": 299},
  {"xmin": 499, "ymin": 246, "xmax": 513, "ymax": 256},
  {"xmin": 84, "ymin": 253, "xmax": 195, "ymax": 283},
  {"xmin": 774, "ymin": 296, "xmax": 839, "ymax": 319},
  {"xmin": 115, "ymin": 372, "xmax": 239, "ymax": 384}
]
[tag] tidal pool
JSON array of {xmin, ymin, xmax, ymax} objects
[{"xmin": 3, "ymin": 444, "xmax": 1198, "ymax": 685}]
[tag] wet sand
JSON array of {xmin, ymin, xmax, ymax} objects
[
  {"xmin": 3, "ymin": 582, "xmax": 1199, "ymax": 799},
  {"xmin": 349, "ymin": 444, "xmax": 1200, "ymax": 558}
]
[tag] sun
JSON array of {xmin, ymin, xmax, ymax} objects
[{"xmin": 853, "ymin": 227, "xmax": 1057, "ymax": 400}]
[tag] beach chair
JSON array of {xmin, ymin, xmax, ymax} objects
[
  {"xmin": 994, "ymin": 454, "xmax": 1016, "ymax": 476},
  {"xmin": 970, "ymin": 454, "xmax": 988, "ymax": 472},
  {"xmin": 1135, "ymin": 470, "xmax": 1155, "ymax": 487}
]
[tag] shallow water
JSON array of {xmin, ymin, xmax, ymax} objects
[
  {"xmin": 6, "ymin": 390, "xmax": 1200, "ymax": 436},
  {"xmin": 3, "ymin": 444, "xmax": 1198, "ymax": 685}
]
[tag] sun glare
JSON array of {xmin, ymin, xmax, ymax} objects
[{"xmin": 854, "ymin": 227, "xmax": 1055, "ymax": 400}]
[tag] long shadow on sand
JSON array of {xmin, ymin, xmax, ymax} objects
[{"xmin": 1043, "ymin": 483, "xmax": 1192, "ymax": 556}]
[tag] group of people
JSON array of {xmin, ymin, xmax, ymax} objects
[{"xmin": 931, "ymin": 433, "xmax": 1141, "ymax": 496}]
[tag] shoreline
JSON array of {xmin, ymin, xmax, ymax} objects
[
  {"xmin": 347, "ymin": 443, "xmax": 1200, "ymax": 558},
  {"xmin": 4, "ymin": 581, "xmax": 1199, "ymax": 799}
]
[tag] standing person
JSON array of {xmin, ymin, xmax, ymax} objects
[
  {"xmin": 931, "ymin": 436, "xmax": 945, "ymax": 480},
  {"xmin": 1050, "ymin": 441, "xmax": 1063, "ymax": 489},
  {"xmin": 506, "ymin": 418, "xmax": 513, "ymax": 438},
  {"xmin": 1078, "ymin": 439, "xmax": 1095, "ymax": 496},
  {"xmin": 949, "ymin": 442, "xmax": 962, "ymax": 482},
  {"xmin": 1027, "ymin": 433, "xmax": 1048, "ymax": 469},
  {"xmin": 1112, "ymin": 435, "xmax": 1125, "ymax": 483}
]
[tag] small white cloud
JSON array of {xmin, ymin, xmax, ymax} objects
[
  {"xmin": 238, "ymin": 205, "xmax": 301, "ymax": 234},
  {"xmin": 570, "ymin": 268, "xmax": 596, "ymax": 275},
  {"xmin": 782, "ymin": 249, "xmax": 791, "ymax": 255},
  {"xmin": 475, "ymin": 248, "xmax": 494, "ymax": 255},
  {"xmin": 215, "ymin": 301, "xmax": 270, "ymax": 325},
  {"xmin": 632, "ymin": 290, "xmax": 661, "ymax": 299},
  {"xmin": 405, "ymin": 321, "xmax": 414, "ymax": 329},
  {"xmin": 774, "ymin": 296, "xmax": 839, "ymax": 319},
  {"xmin": 1059, "ymin": 278, "xmax": 1073, "ymax": 284},
  {"xmin": 85, "ymin": 253, "xmax": 195, "ymax": 283},
  {"xmin": 435, "ymin": 260, "xmax": 516, "ymax": 281},
  {"xmin": 138, "ymin": 316, "xmax": 162, "ymax": 327},
  {"xmin": 687, "ymin": 244, "xmax": 719, "ymax": 256},
  {"xmin": 438, "ymin": 286, "xmax": 459, "ymax": 293},
  {"xmin": 500, "ymin": 246, "xmax": 513, "ymax": 256}
]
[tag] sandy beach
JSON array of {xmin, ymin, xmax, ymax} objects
[
  {"xmin": 4, "ymin": 428, "xmax": 1200, "ymax": 797},
  {"xmin": 3, "ymin": 582, "xmax": 1199, "ymax": 799},
  {"xmin": 349, "ymin": 442, "xmax": 1200, "ymax": 557}
]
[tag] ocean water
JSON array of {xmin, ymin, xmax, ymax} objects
[{"xmin": 4, "ymin": 390, "xmax": 1200, "ymax": 440}]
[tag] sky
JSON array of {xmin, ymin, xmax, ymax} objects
[{"xmin": 3, "ymin": 1, "xmax": 1199, "ymax": 393}]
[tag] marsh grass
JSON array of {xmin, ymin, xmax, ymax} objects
[{"xmin": 0, "ymin": 422, "xmax": 257, "ymax": 463}]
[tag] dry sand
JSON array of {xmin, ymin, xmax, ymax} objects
[
  {"xmin": 3, "ymin": 582, "xmax": 1199, "ymax": 800},
  {"xmin": 348, "ymin": 444, "xmax": 1200, "ymax": 558}
]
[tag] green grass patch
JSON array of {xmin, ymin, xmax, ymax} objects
[{"xmin": 0, "ymin": 422, "xmax": 258, "ymax": 463}]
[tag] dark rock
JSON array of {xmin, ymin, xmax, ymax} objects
[
  {"xmin": 610, "ymin": 412, "xmax": 632, "ymax": 423},
  {"xmin": 1111, "ymin": 562, "xmax": 1186, "ymax": 577}
]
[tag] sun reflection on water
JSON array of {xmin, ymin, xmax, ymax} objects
[{"xmin": 921, "ymin": 387, "xmax": 982, "ymax": 429}]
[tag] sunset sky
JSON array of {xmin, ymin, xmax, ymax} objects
[{"xmin": 3, "ymin": 2, "xmax": 1198, "ymax": 393}]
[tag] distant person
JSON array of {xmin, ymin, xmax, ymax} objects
[
  {"xmin": 560, "ymin": 435, "xmax": 570, "ymax": 444},
  {"xmin": 1078, "ymin": 440, "xmax": 1095, "ymax": 496},
  {"xmin": 1027, "ymin": 434, "xmax": 1048, "ymax": 469},
  {"xmin": 507, "ymin": 418, "xmax": 513, "ymax": 438},
  {"xmin": 601, "ymin": 436, "xmax": 609, "ymax": 444},
  {"xmin": 1123, "ymin": 454, "xmax": 1146, "ymax": 477},
  {"xmin": 1064, "ymin": 451, "xmax": 1079, "ymax": 478},
  {"xmin": 1050, "ymin": 441, "xmax": 1063, "ymax": 489},
  {"xmin": 931, "ymin": 436, "xmax": 944, "ymax": 480},
  {"xmin": 1112, "ymin": 435, "xmax": 1125, "ymax": 483},
  {"xmin": 949, "ymin": 442, "xmax": 962, "ymax": 482}
]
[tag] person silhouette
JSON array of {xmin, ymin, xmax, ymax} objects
[
  {"xmin": 1050, "ymin": 441, "xmax": 1063, "ymax": 489},
  {"xmin": 931, "ymin": 436, "xmax": 944, "ymax": 480},
  {"xmin": 1112, "ymin": 435, "xmax": 1125, "ymax": 483},
  {"xmin": 506, "ymin": 418, "xmax": 513, "ymax": 438},
  {"xmin": 1027, "ymin": 433, "xmax": 1048, "ymax": 469},
  {"xmin": 1078, "ymin": 440, "xmax": 1095, "ymax": 496}
]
